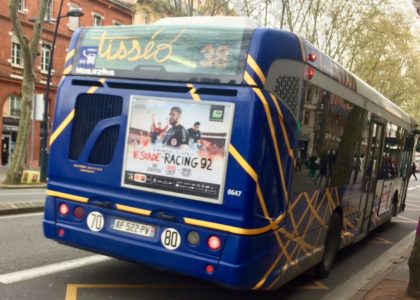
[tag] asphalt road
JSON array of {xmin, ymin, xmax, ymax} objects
[{"xmin": 0, "ymin": 182, "xmax": 418, "ymax": 300}]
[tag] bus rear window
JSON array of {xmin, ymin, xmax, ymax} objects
[{"xmin": 73, "ymin": 25, "xmax": 253, "ymax": 84}]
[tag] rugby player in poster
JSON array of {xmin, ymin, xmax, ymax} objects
[{"xmin": 162, "ymin": 106, "xmax": 190, "ymax": 148}]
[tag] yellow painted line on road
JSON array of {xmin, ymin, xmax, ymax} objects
[
  {"xmin": 369, "ymin": 236, "xmax": 393, "ymax": 245},
  {"xmin": 299, "ymin": 280, "xmax": 329, "ymax": 290},
  {"xmin": 65, "ymin": 284, "xmax": 206, "ymax": 300}
]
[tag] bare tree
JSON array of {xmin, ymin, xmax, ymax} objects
[
  {"xmin": 5, "ymin": 0, "xmax": 48, "ymax": 184},
  {"xmin": 136, "ymin": 0, "xmax": 234, "ymax": 18}
]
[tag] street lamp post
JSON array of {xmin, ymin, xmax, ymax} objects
[{"xmin": 39, "ymin": 1, "xmax": 83, "ymax": 182}]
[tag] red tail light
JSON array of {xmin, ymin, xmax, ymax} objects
[
  {"xmin": 205, "ymin": 264, "xmax": 214, "ymax": 274},
  {"xmin": 207, "ymin": 236, "xmax": 221, "ymax": 250},
  {"xmin": 307, "ymin": 67, "xmax": 314, "ymax": 79},
  {"xmin": 58, "ymin": 203, "xmax": 69, "ymax": 216},
  {"xmin": 307, "ymin": 53, "xmax": 317, "ymax": 62},
  {"xmin": 73, "ymin": 206, "xmax": 85, "ymax": 219}
]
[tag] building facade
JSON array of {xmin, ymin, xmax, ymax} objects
[{"xmin": 0, "ymin": 0, "xmax": 133, "ymax": 167}]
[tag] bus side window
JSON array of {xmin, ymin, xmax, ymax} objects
[{"xmin": 293, "ymin": 83, "xmax": 368, "ymax": 193}]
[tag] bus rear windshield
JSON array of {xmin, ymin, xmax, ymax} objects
[{"xmin": 72, "ymin": 25, "xmax": 253, "ymax": 84}]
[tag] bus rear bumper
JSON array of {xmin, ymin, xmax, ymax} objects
[{"xmin": 43, "ymin": 220, "xmax": 266, "ymax": 290}]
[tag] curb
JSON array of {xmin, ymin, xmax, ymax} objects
[
  {"xmin": 322, "ymin": 230, "xmax": 416, "ymax": 300},
  {"xmin": 0, "ymin": 184, "xmax": 46, "ymax": 189},
  {"xmin": 0, "ymin": 201, "xmax": 45, "ymax": 216}
]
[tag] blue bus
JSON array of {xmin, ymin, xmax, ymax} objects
[{"xmin": 43, "ymin": 17, "xmax": 415, "ymax": 290}]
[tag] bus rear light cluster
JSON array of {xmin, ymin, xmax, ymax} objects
[
  {"xmin": 207, "ymin": 235, "xmax": 222, "ymax": 250},
  {"xmin": 58, "ymin": 203, "xmax": 70, "ymax": 216},
  {"xmin": 58, "ymin": 203, "xmax": 85, "ymax": 220},
  {"xmin": 58, "ymin": 228, "xmax": 65, "ymax": 237}
]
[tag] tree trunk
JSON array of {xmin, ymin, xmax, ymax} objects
[
  {"xmin": 5, "ymin": 0, "xmax": 48, "ymax": 184},
  {"xmin": 407, "ymin": 217, "xmax": 420, "ymax": 297}
]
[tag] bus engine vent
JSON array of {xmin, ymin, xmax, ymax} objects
[
  {"xmin": 69, "ymin": 93, "xmax": 123, "ymax": 163},
  {"xmin": 88, "ymin": 125, "xmax": 120, "ymax": 165},
  {"xmin": 275, "ymin": 76, "xmax": 301, "ymax": 115}
]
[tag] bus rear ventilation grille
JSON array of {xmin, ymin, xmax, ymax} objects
[
  {"xmin": 88, "ymin": 125, "xmax": 120, "ymax": 165},
  {"xmin": 106, "ymin": 82, "xmax": 190, "ymax": 93},
  {"xmin": 69, "ymin": 93, "xmax": 123, "ymax": 164},
  {"xmin": 72, "ymin": 79, "xmax": 104, "ymax": 87}
]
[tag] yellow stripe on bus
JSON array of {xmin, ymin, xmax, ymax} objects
[
  {"xmin": 228, "ymin": 145, "xmax": 258, "ymax": 182},
  {"xmin": 47, "ymin": 190, "xmax": 89, "ymax": 203},
  {"xmin": 63, "ymin": 65, "xmax": 72, "ymax": 75},
  {"xmin": 87, "ymin": 78, "xmax": 106, "ymax": 94},
  {"xmin": 186, "ymin": 83, "xmax": 201, "ymax": 102},
  {"xmin": 115, "ymin": 204, "xmax": 152, "ymax": 216},
  {"xmin": 244, "ymin": 71, "xmax": 289, "ymax": 202},
  {"xmin": 65, "ymin": 49, "xmax": 75, "ymax": 62},
  {"xmin": 183, "ymin": 217, "xmax": 273, "ymax": 235},
  {"xmin": 247, "ymin": 55, "xmax": 266, "ymax": 84},
  {"xmin": 49, "ymin": 109, "xmax": 75, "ymax": 146},
  {"xmin": 269, "ymin": 94, "xmax": 295, "ymax": 160}
]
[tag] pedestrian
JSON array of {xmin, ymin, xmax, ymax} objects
[{"xmin": 409, "ymin": 162, "xmax": 417, "ymax": 181}]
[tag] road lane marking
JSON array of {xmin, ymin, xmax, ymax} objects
[
  {"xmin": 0, "ymin": 255, "xmax": 111, "ymax": 284},
  {"xmin": 394, "ymin": 215, "xmax": 418, "ymax": 223},
  {"xmin": 405, "ymin": 203, "xmax": 420, "ymax": 209},
  {"xmin": 66, "ymin": 284, "xmax": 204, "ymax": 300},
  {"xmin": 407, "ymin": 187, "xmax": 416, "ymax": 191},
  {"xmin": 0, "ymin": 212, "xmax": 43, "ymax": 220}
]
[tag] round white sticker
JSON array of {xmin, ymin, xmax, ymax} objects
[
  {"xmin": 161, "ymin": 228, "xmax": 181, "ymax": 250},
  {"xmin": 86, "ymin": 211, "xmax": 105, "ymax": 232}
]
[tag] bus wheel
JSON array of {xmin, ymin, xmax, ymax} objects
[{"xmin": 315, "ymin": 212, "xmax": 342, "ymax": 279}]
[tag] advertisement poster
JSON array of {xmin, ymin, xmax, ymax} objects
[{"xmin": 121, "ymin": 96, "xmax": 234, "ymax": 203}]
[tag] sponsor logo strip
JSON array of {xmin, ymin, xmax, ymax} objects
[
  {"xmin": 49, "ymin": 109, "xmax": 75, "ymax": 146},
  {"xmin": 47, "ymin": 190, "xmax": 89, "ymax": 203}
]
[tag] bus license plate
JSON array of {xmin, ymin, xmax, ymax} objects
[{"xmin": 112, "ymin": 218, "xmax": 156, "ymax": 238}]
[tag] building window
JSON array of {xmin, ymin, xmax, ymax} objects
[
  {"xmin": 93, "ymin": 13, "xmax": 103, "ymax": 26},
  {"xmin": 9, "ymin": 95, "xmax": 22, "ymax": 117},
  {"xmin": 17, "ymin": 0, "xmax": 25, "ymax": 12},
  {"xmin": 45, "ymin": 0, "xmax": 53, "ymax": 21},
  {"xmin": 303, "ymin": 110, "xmax": 310, "ymax": 125},
  {"xmin": 11, "ymin": 36, "xmax": 23, "ymax": 67},
  {"xmin": 68, "ymin": 3, "xmax": 80, "ymax": 30},
  {"xmin": 40, "ymin": 43, "xmax": 52, "ymax": 73}
]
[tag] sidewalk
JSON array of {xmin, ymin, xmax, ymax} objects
[
  {"xmin": 0, "ymin": 166, "xmax": 46, "ymax": 188},
  {"xmin": 0, "ymin": 166, "xmax": 46, "ymax": 215},
  {"xmin": 352, "ymin": 247, "xmax": 417, "ymax": 300}
]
